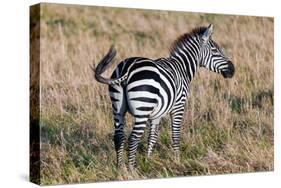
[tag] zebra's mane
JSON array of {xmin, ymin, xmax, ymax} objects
[{"xmin": 169, "ymin": 26, "xmax": 208, "ymax": 56}]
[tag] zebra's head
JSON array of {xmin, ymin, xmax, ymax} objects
[{"xmin": 199, "ymin": 24, "xmax": 235, "ymax": 78}]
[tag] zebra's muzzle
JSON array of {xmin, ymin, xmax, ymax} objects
[{"xmin": 221, "ymin": 61, "xmax": 235, "ymax": 78}]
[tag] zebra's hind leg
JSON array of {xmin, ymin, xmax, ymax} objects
[
  {"xmin": 113, "ymin": 113, "xmax": 126, "ymax": 168},
  {"xmin": 147, "ymin": 118, "xmax": 160, "ymax": 157},
  {"xmin": 128, "ymin": 116, "xmax": 149, "ymax": 169},
  {"xmin": 109, "ymin": 84, "xmax": 127, "ymax": 168},
  {"xmin": 170, "ymin": 108, "xmax": 184, "ymax": 162}
]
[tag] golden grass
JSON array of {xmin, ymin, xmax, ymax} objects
[{"xmin": 35, "ymin": 3, "xmax": 273, "ymax": 185}]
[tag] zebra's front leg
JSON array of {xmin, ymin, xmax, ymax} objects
[
  {"xmin": 113, "ymin": 114, "xmax": 125, "ymax": 168},
  {"xmin": 147, "ymin": 118, "xmax": 160, "ymax": 157},
  {"xmin": 128, "ymin": 117, "xmax": 148, "ymax": 169},
  {"xmin": 170, "ymin": 108, "xmax": 184, "ymax": 162}
]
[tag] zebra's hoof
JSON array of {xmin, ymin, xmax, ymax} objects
[
  {"xmin": 128, "ymin": 162, "xmax": 136, "ymax": 171},
  {"xmin": 117, "ymin": 162, "xmax": 126, "ymax": 169}
]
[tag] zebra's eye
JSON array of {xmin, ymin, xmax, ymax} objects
[{"xmin": 211, "ymin": 48, "xmax": 219, "ymax": 53}]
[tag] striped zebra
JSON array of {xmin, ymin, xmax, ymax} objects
[{"xmin": 93, "ymin": 24, "xmax": 235, "ymax": 168}]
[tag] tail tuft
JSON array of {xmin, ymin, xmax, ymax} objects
[
  {"xmin": 92, "ymin": 45, "xmax": 117, "ymax": 85},
  {"xmin": 92, "ymin": 46, "xmax": 128, "ymax": 85}
]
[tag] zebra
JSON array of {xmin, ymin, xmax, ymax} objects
[{"xmin": 93, "ymin": 24, "xmax": 235, "ymax": 168}]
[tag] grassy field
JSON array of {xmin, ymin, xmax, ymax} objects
[{"xmin": 36, "ymin": 3, "xmax": 273, "ymax": 185}]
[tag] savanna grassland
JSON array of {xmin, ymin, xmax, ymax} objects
[{"xmin": 33, "ymin": 3, "xmax": 273, "ymax": 185}]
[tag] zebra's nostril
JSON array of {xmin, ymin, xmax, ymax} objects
[
  {"xmin": 228, "ymin": 61, "xmax": 235, "ymax": 73},
  {"xmin": 221, "ymin": 61, "xmax": 235, "ymax": 78}
]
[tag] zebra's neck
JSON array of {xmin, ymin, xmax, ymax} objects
[{"xmin": 169, "ymin": 36, "xmax": 201, "ymax": 82}]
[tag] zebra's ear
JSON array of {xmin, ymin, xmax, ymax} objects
[{"xmin": 202, "ymin": 24, "xmax": 213, "ymax": 44}]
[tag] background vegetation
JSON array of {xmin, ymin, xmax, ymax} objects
[{"xmin": 37, "ymin": 3, "xmax": 274, "ymax": 185}]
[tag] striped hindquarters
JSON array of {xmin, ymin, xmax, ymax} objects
[{"xmin": 125, "ymin": 59, "xmax": 177, "ymax": 119}]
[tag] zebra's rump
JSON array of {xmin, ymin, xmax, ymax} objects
[
  {"xmin": 125, "ymin": 60, "xmax": 176, "ymax": 118},
  {"xmin": 108, "ymin": 57, "xmax": 178, "ymax": 119}
]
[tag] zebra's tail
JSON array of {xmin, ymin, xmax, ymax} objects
[{"xmin": 91, "ymin": 46, "xmax": 128, "ymax": 85}]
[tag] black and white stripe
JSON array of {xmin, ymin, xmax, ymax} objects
[{"xmin": 93, "ymin": 24, "xmax": 235, "ymax": 168}]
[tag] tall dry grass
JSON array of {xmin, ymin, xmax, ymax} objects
[{"xmin": 36, "ymin": 3, "xmax": 273, "ymax": 185}]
